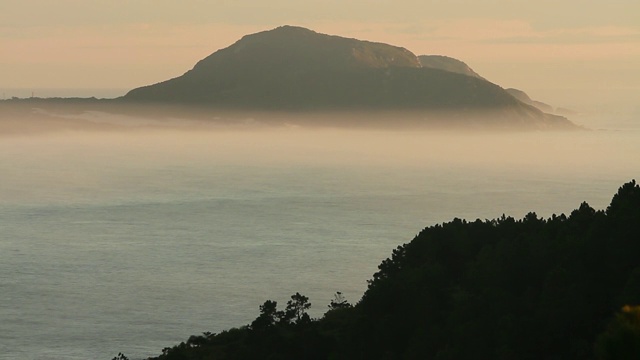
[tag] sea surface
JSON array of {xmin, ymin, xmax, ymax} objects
[{"xmin": 1, "ymin": 113, "xmax": 639, "ymax": 359}]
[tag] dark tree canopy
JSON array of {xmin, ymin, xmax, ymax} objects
[
  {"xmin": 146, "ymin": 180, "xmax": 640, "ymax": 360},
  {"xmin": 596, "ymin": 305, "xmax": 640, "ymax": 360}
]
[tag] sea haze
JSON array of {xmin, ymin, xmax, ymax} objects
[{"xmin": 0, "ymin": 112, "xmax": 638, "ymax": 359}]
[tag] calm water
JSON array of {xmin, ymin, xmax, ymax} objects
[{"xmin": 1, "ymin": 119, "xmax": 638, "ymax": 359}]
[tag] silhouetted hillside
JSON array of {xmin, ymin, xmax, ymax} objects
[
  {"xmin": 122, "ymin": 26, "xmax": 575, "ymax": 129},
  {"xmin": 413, "ymin": 58, "xmax": 559, "ymax": 116},
  {"xmin": 415, "ymin": 57, "xmax": 577, "ymax": 118},
  {"xmin": 417, "ymin": 55, "xmax": 484, "ymax": 79},
  {"xmin": 506, "ymin": 88, "xmax": 555, "ymax": 113},
  {"xmin": 140, "ymin": 180, "xmax": 640, "ymax": 360}
]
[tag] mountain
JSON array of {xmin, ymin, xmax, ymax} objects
[
  {"xmin": 418, "ymin": 55, "xmax": 484, "ymax": 79},
  {"xmin": 124, "ymin": 26, "xmax": 421, "ymax": 108},
  {"xmin": 417, "ymin": 59, "xmax": 571, "ymax": 116},
  {"xmin": 123, "ymin": 26, "xmax": 576, "ymax": 129},
  {"xmin": 505, "ymin": 88, "xmax": 555, "ymax": 113}
]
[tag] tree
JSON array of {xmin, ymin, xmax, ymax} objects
[
  {"xmin": 145, "ymin": 181, "xmax": 640, "ymax": 360},
  {"xmin": 251, "ymin": 300, "xmax": 279, "ymax": 330},
  {"xmin": 328, "ymin": 292, "xmax": 352, "ymax": 310},
  {"xmin": 596, "ymin": 305, "xmax": 640, "ymax": 360},
  {"xmin": 280, "ymin": 292, "xmax": 312, "ymax": 325}
]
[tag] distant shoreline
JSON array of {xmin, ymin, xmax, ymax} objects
[
  {"xmin": 0, "ymin": 98, "xmax": 582, "ymax": 133},
  {"xmin": 0, "ymin": 88, "xmax": 129, "ymax": 100}
]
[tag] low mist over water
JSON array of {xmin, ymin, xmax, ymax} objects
[{"xmin": 1, "ymin": 111, "xmax": 638, "ymax": 359}]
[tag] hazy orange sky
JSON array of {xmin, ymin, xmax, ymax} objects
[{"xmin": 1, "ymin": 0, "xmax": 639, "ymax": 109}]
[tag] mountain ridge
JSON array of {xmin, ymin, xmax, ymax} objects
[
  {"xmin": 417, "ymin": 55, "xmax": 485, "ymax": 79},
  {"xmin": 122, "ymin": 26, "xmax": 576, "ymax": 130}
]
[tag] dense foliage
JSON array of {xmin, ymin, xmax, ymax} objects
[{"xmin": 146, "ymin": 180, "xmax": 640, "ymax": 360}]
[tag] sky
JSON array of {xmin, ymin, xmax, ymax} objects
[{"xmin": 1, "ymin": 0, "xmax": 639, "ymax": 110}]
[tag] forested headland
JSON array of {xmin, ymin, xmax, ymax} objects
[{"xmin": 132, "ymin": 180, "xmax": 640, "ymax": 360}]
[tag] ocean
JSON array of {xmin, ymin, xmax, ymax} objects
[{"xmin": 1, "ymin": 114, "xmax": 638, "ymax": 359}]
